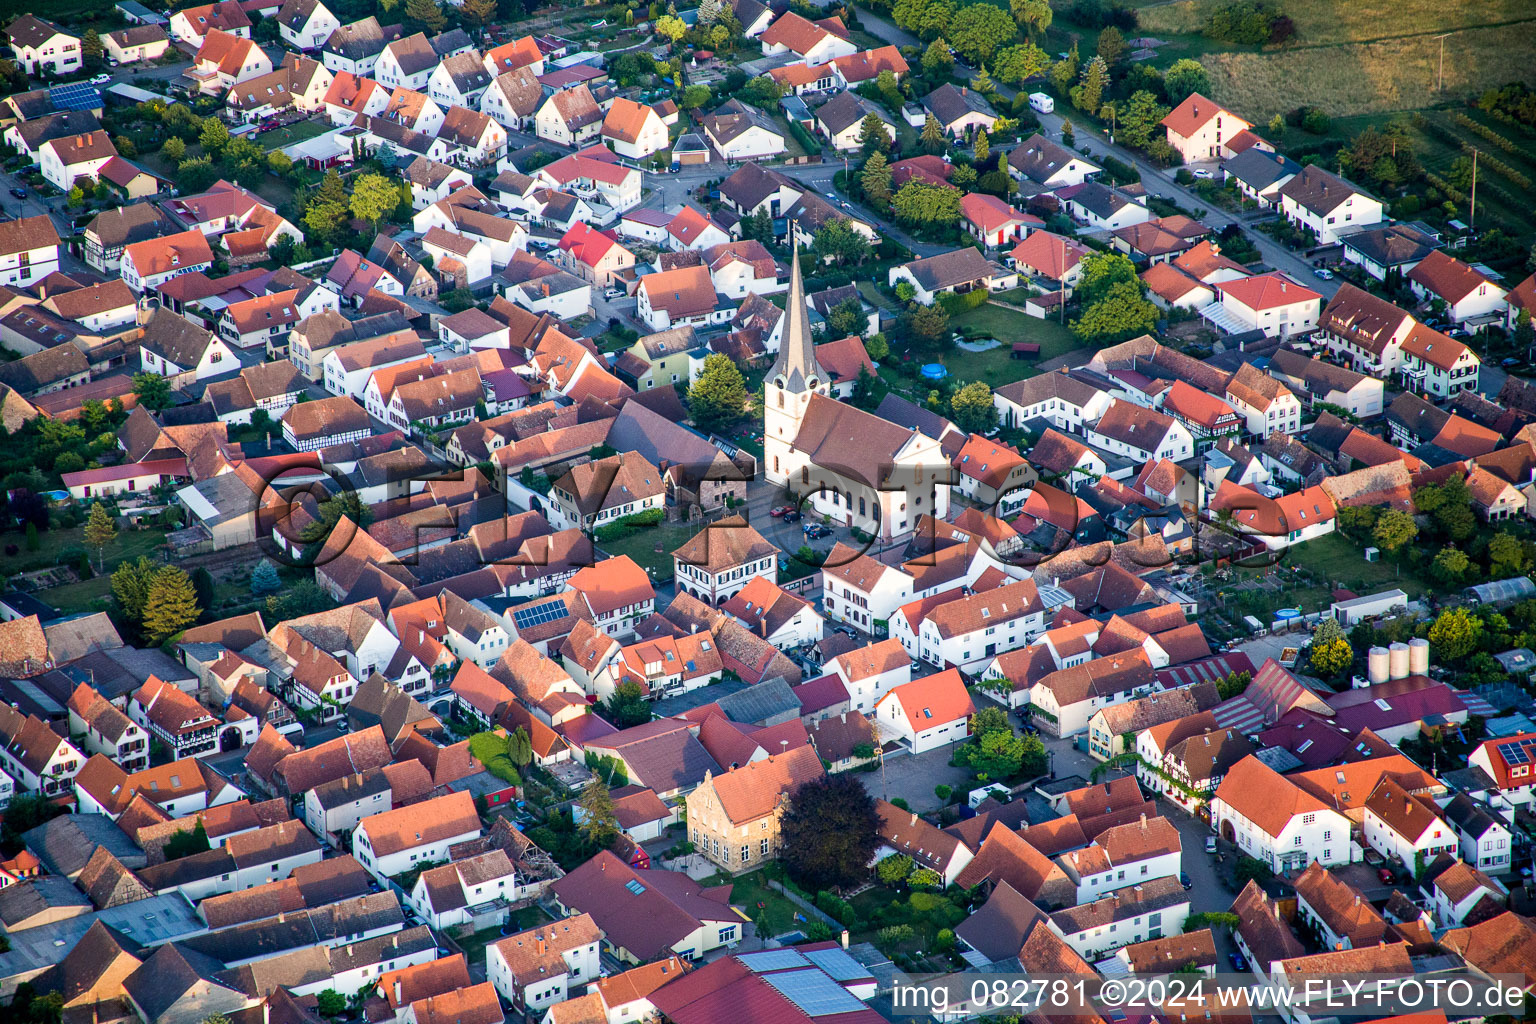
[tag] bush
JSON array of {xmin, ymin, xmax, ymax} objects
[
  {"xmin": 937, "ymin": 287, "xmax": 990, "ymax": 316},
  {"xmin": 814, "ymin": 891, "xmax": 856, "ymax": 925},
  {"xmin": 593, "ymin": 507, "xmax": 666, "ymax": 543},
  {"xmin": 1204, "ymin": 0, "xmax": 1282, "ymax": 43}
]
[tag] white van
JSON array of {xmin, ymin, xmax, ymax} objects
[{"xmin": 1029, "ymin": 92, "xmax": 1055, "ymax": 114}]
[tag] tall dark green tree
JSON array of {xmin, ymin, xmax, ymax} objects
[{"xmin": 779, "ymin": 774, "xmax": 882, "ymax": 891}]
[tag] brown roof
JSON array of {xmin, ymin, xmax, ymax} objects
[
  {"xmin": 1408, "ymin": 249, "xmax": 1496, "ymax": 305},
  {"xmin": 954, "ymin": 820, "xmax": 1074, "ymax": 905},
  {"xmin": 1294, "ymin": 862, "xmax": 1387, "ymax": 947},
  {"xmin": 875, "ymin": 799, "xmax": 965, "ymax": 873},
  {"xmin": 358, "ymin": 789, "xmax": 479, "ymax": 855},
  {"xmin": 702, "ymin": 743, "xmax": 823, "ymax": 825},
  {"xmin": 490, "ymin": 912, "xmax": 602, "ymax": 986},
  {"xmin": 671, "ymin": 514, "xmax": 777, "ymax": 572},
  {"xmin": 1232, "ymin": 879, "xmax": 1305, "ymax": 965},
  {"xmin": 1121, "ymin": 929, "xmax": 1218, "ymax": 973},
  {"xmin": 0, "ymin": 214, "xmax": 60, "ymax": 257},
  {"xmin": 378, "ymin": 953, "xmax": 472, "ymax": 1010},
  {"xmin": 1214, "ymin": 756, "xmax": 1333, "ymax": 837},
  {"xmin": 637, "ymin": 263, "xmax": 717, "ymax": 319},
  {"xmin": 283, "ymin": 394, "xmax": 369, "ymax": 440},
  {"xmin": 1438, "ymin": 911, "xmax": 1536, "ymax": 979}
]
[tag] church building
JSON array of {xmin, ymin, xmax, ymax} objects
[{"xmin": 763, "ymin": 245, "xmax": 952, "ymax": 541}]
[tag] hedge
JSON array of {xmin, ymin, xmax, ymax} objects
[{"xmin": 594, "ymin": 507, "xmax": 666, "ymax": 543}]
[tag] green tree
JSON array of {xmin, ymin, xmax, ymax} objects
[
  {"xmin": 903, "ymin": 302, "xmax": 950, "ymax": 344},
  {"xmin": 1372, "ymin": 508, "xmax": 1417, "ymax": 552},
  {"xmin": 1163, "ymin": 58, "xmax": 1209, "ymax": 103},
  {"xmin": 163, "ymin": 819, "xmax": 211, "ymax": 861},
  {"xmin": 83, "ymin": 503, "xmax": 118, "ymax": 571},
  {"xmin": 250, "ymin": 560, "xmax": 282, "ymax": 594},
  {"xmin": 859, "ymin": 111, "xmax": 892, "ymax": 156},
  {"xmin": 969, "ymin": 66, "xmax": 994, "ymax": 95},
  {"xmin": 968, "ymin": 728, "xmax": 1027, "ymax": 778},
  {"xmin": 304, "ymin": 198, "xmax": 350, "ymax": 246},
  {"xmin": 827, "ymin": 296, "xmax": 868, "ymax": 336},
  {"xmin": 921, "ymin": 37, "xmax": 953, "ymax": 75},
  {"xmin": 894, "ymin": 0, "xmax": 955, "ymax": 38},
  {"xmin": 1488, "ymin": 532, "xmax": 1530, "ymax": 577},
  {"xmin": 315, "ymin": 991, "xmax": 347, "ymax": 1018},
  {"xmin": 920, "ymin": 113, "xmax": 947, "ymax": 155},
  {"xmin": 459, "ymin": 0, "xmax": 497, "ymax": 24},
  {"xmin": 111, "ymin": 557, "xmax": 159, "ymax": 625},
  {"xmin": 404, "ymin": 0, "xmax": 447, "ymax": 31},
  {"xmin": 876, "ymin": 853, "xmax": 914, "ymax": 884},
  {"xmin": 655, "ymin": 14, "xmax": 687, "ymax": 41},
  {"xmin": 1010, "ymin": 0, "xmax": 1051, "ymax": 35},
  {"xmin": 1060, "ymin": 117, "xmax": 1075, "ymax": 146},
  {"xmin": 1431, "ymin": 545, "xmax": 1472, "ymax": 585},
  {"xmin": 1096, "ymin": 25, "xmax": 1125, "ymax": 67},
  {"xmin": 1078, "ymin": 251, "xmax": 1140, "ymax": 303},
  {"xmin": 131, "ymin": 372, "xmax": 173, "ymax": 411},
  {"xmin": 577, "ymin": 779, "xmax": 620, "ymax": 848},
  {"xmin": 892, "ymin": 179, "xmax": 962, "ymax": 225},
  {"xmin": 687, "ymin": 353, "xmax": 748, "ymax": 434},
  {"xmin": 680, "ymin": 84, "xmax": 713, "ymax": 109},
  {"xmin": 812, "ymin": 218, "xmax": 872, "ymax": 266},
  {"xmin": 1307, "ymin": 617, "xmax": 1353, "ymax": 677},
  {"xmin": 950, "ymin": 381, "xmax": 997, "ymax": 434},
  {"xmin": 779, "ymin": 774, "xmax": 882, "ymax": 890},
  {"xmin": 970, "ymin": 705, "xmax": 1011, "ymax": 739},
  {"xmin": 162, "ymin": 136, "xmax": 186, "ymax": 163},
  {"xmin": 973, "ymin": 127, "xmax": 989, "ymax": 166},
  {"xmin": 866, "ymin": 333, "xmax": 890, "ymax": 360},
  {"xmin": 601, "ymin": 680, "xmax": 653, "ymax": 728},
  {"xmin": 739, "ymin": 207, "xmax": 774, "ymax": 244},
  {"xmin": 300, "ymin": 491, "xmax": 373, "ymax": 543},
  {"xmin": 850, "ymin": 364, "xmax": 880, "ymax": 409},
  {"xmin": 1117, "ymin": 90, "xmax": 1171, "ymax": 150},
  {"xmin": 992, "ymin": 43, "xmax": 1049, "ymax": 85},
  {"xmin": 861, "ymin": 150, "xmax": 893, "ymax": 207},
  {"xmin": 1070, "ymin": 279, "xmax": 1157, "ymax": 342},
  {"xmin": 199, "ymin": 117, "xmax": 230, "ymax": 154},
  {"xmin": 947, "ymin": 2, "xmax": 1015, "ymax": 65},
  {"xmin": 65, "ymin": 184, "xmax": 84, "ymax": 209},
  {"xmin": 1019, "ymin": 733, "xmax": 1047, "ymax": 777},
  {"xmin": 1072, "ymin": 56, "xmax": 1108, "ymax": 114},
  {"xmin": 349, "ymin": 173, "xmax": 400, "ymax": 230},
  {"xmin": 508, "ymin": 726, "xmax": 534, "ymax": 768},
  {"xmin": 1431, "ymin": 475, "xmax": 1477, "ymax": 541},
  {"xmin": 740, "ymin": 76, "xmax": 783, "ymax": 107},
  {"xmin": 1429, "ymin": 606, "xmax": 1483, "ymax": 662},
  {"xmin": 81, "ymin": 28, "xmax": 104, "ymax": 67},
  {"xmin": 142, "ymin": 566, "xmax": 201, "ymax": 644}
]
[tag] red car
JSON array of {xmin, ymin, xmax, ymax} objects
[
  {"xmin": 770, "ymin": 506, "xmax": 793, "ymax": 517},
  {"xmin": 1378, "ymin": 868, "xmax": 1395, "ymax": 885}
]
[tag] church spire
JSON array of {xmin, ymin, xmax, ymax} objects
[{"xmin": 768, "ymin": 231, "xmax": 823, "ymax": 394}]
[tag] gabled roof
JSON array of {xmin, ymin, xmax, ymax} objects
[{"xmin": 1159, "ymin": 92, "xmax": 1246, "ymax": 138}]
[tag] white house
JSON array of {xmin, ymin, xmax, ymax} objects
[
  {"xmin": 888, "ymin": 247, "xmax": 1014, "ymax": 307},
  {"xmin": 820, "ymin": 555, "xmax": 914, "ymax": 641},
  {"xmin": 1210, "ymin": 273, "xmax": 1321, "ymax": 340},
  {"xmin": 487, "ymin": 914, "xmax": 603, "ymax": 1013},
  {"xmin": 352, "ymin": 790, "xmax": 482, "ymax": 881},
  {"xmin": 1065, "ymin": 182, "xmax": 1151, "ymax": 232},
  {"xmin": 1398, "ymin": 322, "xmax": 1480, "ymax": 399},
  {"xmin": 994, "ymin": 371, "xmax": 1112, "ymax": 435},
  {"xmin": 1057, "ymin": 816, "xmax": 1181, "ymax": 904},
  {"xmin": 1225, "ymin": 361, "xmax": 1303, "ymax": 439},
  {"xmin": 0, "ymin": 215, "xmax": 61, "ymax": 290},
  {"xmin": 873, "ymin": 669, "xmax": 973, "ymax": 754},
  {"xmin": 702, "ymin": 100, "xmax": 787, "ymax": 162},
  {"xmin": 758, "ymin": 11, "xmax": 857, "ymax": 65},
  {"xmin": 1278, "ymin": 165, "xmax": 1383, "ymax": 246},
  {"xmin": 374, "ymin": 33, "xmax": 437, "ymax": 91},
  {"xmin": 601, "ymin": 98, "xmax": 670, "ymax": 160},
  {"xmin": 1212, "ymin": 756, "xmax": 1353, "ymax": 874},
  {"xmin": 6, "ymin": 15, "xmax": 81, "ymax": 76},
  {"xmin": 719, "ymin": 577, "xmax": 823, "ymax": 650},
  {"xmin": 277, "ymin": 0, "xmax": 339, "ymax": 50},
  {"xmin": 1086, "ymin": 401, "xmax": 1195, "ymax": 464},
  {"xmin": 535, "ymin": 85, "xmax": 604, "ymax": 147},
  {"xmin": 427, "ymin": 52, "xmax": 492, "ymax": 110},
  {"xmin": 1159, "ymin": 92, "xmax": 1251, "ymax": 164},
  {"xmin": 895, "ymin": 578, "xmax": 1061, "ymax": 675},
  {"xmin": 0, "ymin": 704, "xmax": 82, "ymax": 799},
  {"xmin": 1408, "ymin": 250, "xmax": 1509, "ymax": 325},
  {"xmin": 409, "ymin": 850, "xmax": 523, "ymax": 929},
  {"xmin": 1442, "ymin": 793, "xmax": 1513, "ymax": 876},
  {"xmin": 39, "ymin": 131, "xmax": 117, "ymax": 193},
  {"xmin": 1427, "ymin": 861, "xmax": 1506, "ymax": 928},
  {"xmin": 1050, "ymin": 877, "xmax": 1190, "ymax": 959},
  {"xmin": 670, "ymin": 515, "xmax": 777, "ymax": 606},
  {"xmin": 138, "ymin": 310, "xmax": 237, "ymax": 386},
  {"xmin": 169, "ymin": 0, "xmax": 250, "ymax": 48},
  {"xmin": 1008, "ymin": 134, "xmax": 1099, "ymax": 187},
  {"xmin": 1360, "ymin": 775, "xmax": 1459, "ymax": 869}
]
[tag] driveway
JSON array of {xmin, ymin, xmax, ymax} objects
[{"xmin": 860, "ymin": 744, "xmax": 974, "ymax": 812}]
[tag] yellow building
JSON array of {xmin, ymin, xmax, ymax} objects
[{"xmin": 685, "ymin": 743, "xmax": 824, "ymax": 875}]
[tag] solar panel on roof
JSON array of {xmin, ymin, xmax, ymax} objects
[
  {"xmin": 624, "ymin": 879, "xmax": 645, "ymax": 895},
  {"xmin": 1499, "ymin": 741, "xmax": 1532, "ymax": 765},
  {"xmin": 512, "ymin": 598, "xmax": 567, "ymax": 631},
  {"xmin": 763, "ymin": 968, "xmax": 866, "ymax": 1017},
  {"xmin": 802, "ymin": 947, "xmax": 871, "ymax": 982},
  {"xmin": 49, "ymin": 83, "xmax": 102, "ymax": 111},
  {"xmin": 738, "ymin": 949, "xmax": 809, "ymax": 972}
]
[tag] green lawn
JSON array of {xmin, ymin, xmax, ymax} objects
[
  {"xmin": 598, "ymin": 521, "xmax": 706, "ymax": 582},
  {"xmin": 899, "ymin": 303, "xmax": 1080, "ymax": 389},
  {"xmin": 1282, "ymin": 532, "xmax": 1430, "ymax": 600},
  {"xmin": 728, "ymin": 870, "xmax": 804, "ymax": 938},
  {"xmin": 3, "ymin": 526, "xmax": 170, "ymax": 615},
  {"xmin": 259, "ymin": 119, "xmax": 335, "ymax": 153}
]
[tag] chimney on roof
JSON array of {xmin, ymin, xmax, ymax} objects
[{"xmin": 394, "ymin": 980, "xmax": 402, "ymax": 1004}]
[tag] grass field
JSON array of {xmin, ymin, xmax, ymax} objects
[
  {"xmin": 1137, "ymin": 0, "xmax": 1536, "ymax": 46},
  {"xmin": 728, "ymin": 870, "xmax": 803, "ymax": 938},
  {"xmin": 597, "ymin": 520, "xmax": 702, "ymax": 581},
  {"xmin": 258, "ymin": 119, "xmax": 334, "ymax": 152},
  {"xmin": 0, "ymin": 525, "xmax": 169, "ymax": 615},
  {"xmin": 1280, "ymin": 532, "xmax": 1430, "ymax": 600}
]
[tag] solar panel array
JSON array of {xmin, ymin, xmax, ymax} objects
[
  {"xmin": 803, "ymin": 946, "xmax": 870, "ymax": 982},
  {"xmin": 763, "ymin": 968, "xmax": 866, "ymax": 1017},
  {"xmin": 1499, "ymin": 740, "xmax": 1533, "ymax": 765},
  {"xmin": 623, "ymin": 879, "xmax": 646, "ymax": 895},
  {"xmin": 738, "ymin": 949, "xmax": 808, "ymax": 972},
  {"xmin": 49, "ymin": 83, "xmax": 102, "ymax": 112},
  {"xmin": 512, "ymin": 598, "xmax": 567, "ymax": 631}
]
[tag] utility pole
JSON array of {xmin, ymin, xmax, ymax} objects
[
  {"xmin": 1060, "ymin": 235, "xmax": 1067, "ymax": 325},
  {"xmin": 1470, "ymin": 147, "xmax": 1478, "ymax": 231},
  {"xmin": 1434, "ymin": 33, "xmax": 1451, "ymax": 93}
]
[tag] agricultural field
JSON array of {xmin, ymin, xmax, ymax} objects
[{"xmin": 1127, "ymin": 0, "xmax": 1536, "ymax": 120}]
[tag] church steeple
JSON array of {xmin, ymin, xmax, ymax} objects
[{"xmin": 768, "ymin": 235, "xmax": 823, "ymax": 394}]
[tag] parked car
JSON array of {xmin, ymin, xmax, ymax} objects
[
  {"xmin": 8, "ymin": 188, "xmax": 24, "ymax": 199},
  {"xmin": 1313, "ymin": 268, "xmax": 1334, "ymax": 280},
  {"xmin": 1193, "ymin": 168, "xmax": 1214, "ymax": 179},
  {"xmin": 90, "ymin": 73, "xmax": 111, "ymax": 85},
  {"xmin": 1205, "ymin": 837, "xmax": 1217, "ymax": 854},
  {"xmin": 1501, "ymin": 357, "xmax": 1521, "ymax": 368},
  {"xmin": 804, "ymin": 523, "xmax": 832, "ymax": 539},
  {"xmin": 1229, "ymin": 952, "xmax": 1248, "ymax": 972},
  {"xmin": 770, "ymin": 505, "xmax": 793, "ymax": 517},
  {"xmin": 1179, "ymin": 872, "xmax": 1192, "ymax": 890},
  {"xmin": 1378, "ymin": 867, "xmax": 1395, "ymax": 884},
  {"xmin": 782, "ymin": 509, "xmax": 802, "ymax": 523}
]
